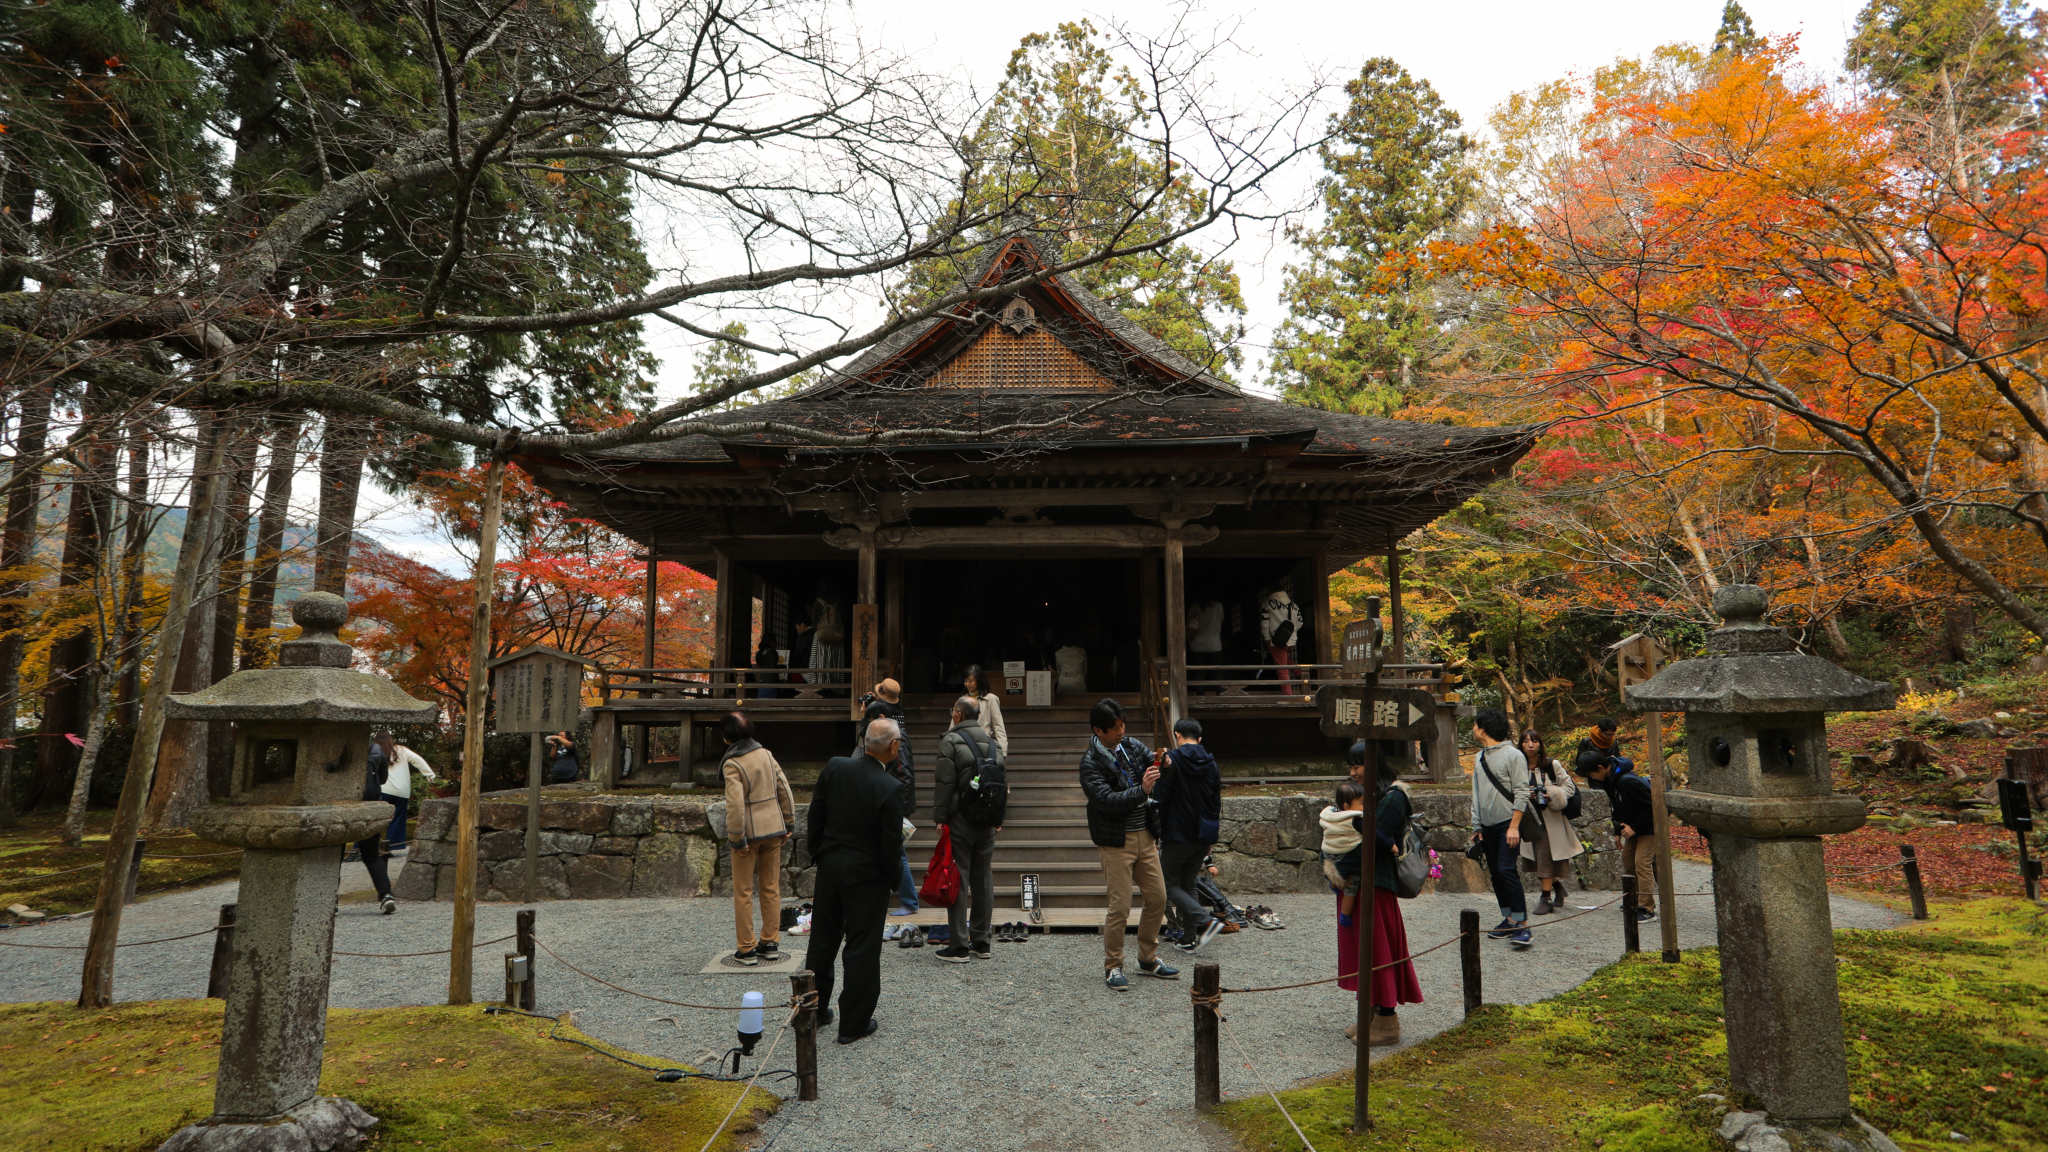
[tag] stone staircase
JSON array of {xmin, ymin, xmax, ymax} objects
[{"xmin": 899, "ymin": 699, "xmax": 1159, "ymax": 911}]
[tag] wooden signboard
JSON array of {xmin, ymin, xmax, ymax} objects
[
  {"xmin": 1341, "ymin": 619, "xmax": 1381, "ymax": 679},
  {"xmin": 1315, "ymin": 684, "xmax": 1436, "ymax": 740},
  {"xmin": 490, "ymin": 646, "xmax": 590, "ymax": 734},
  {"xmin": 1613, "ymin": 633, "xmax": 1668, "ymax": 690},
  {"xmin": 850, "ymin": 603, "xmax": 878, "ymax": 719}
]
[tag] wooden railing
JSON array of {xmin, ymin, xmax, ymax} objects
[
  {"xmin": 1187, "ymin": 662, "xmax": 1453, "ymax": 707},
  {"xmin": 597, "ymin": 666, "xmax": 853, "ymax": 705}
]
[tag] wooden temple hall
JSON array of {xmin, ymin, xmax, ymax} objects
[{"xmin": 519, "ymin": 235, "xmax": 1533, "ymax": 908}]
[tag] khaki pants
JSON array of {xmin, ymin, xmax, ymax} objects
[
  {"xmin": 1623, "ymin": 832, "xmax": 1659, "ymax": 914},
  {"xmin": 1099, "ymin": 829, "xmax": 1167, "ymax": 969},
  {"xmin": 732, "ymin": 839, "xmax": 783, "ymax": 950}
]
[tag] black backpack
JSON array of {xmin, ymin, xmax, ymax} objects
[{"xmin": 954, "ymin": 728, "xmax": 1008, "ymax": 827}]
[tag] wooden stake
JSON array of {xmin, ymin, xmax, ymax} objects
[
  {"xmin": 78, "ymin": 425, "xmax": 229, "ymax": 1008},
  {"xmin": 1898, "ymin": 845, "xmax": 1927, "ymax": 920},
  {"xmin": 516, "ymin": 908, "xmax": 536, "ymax": 1010},
  {"xmin": 1626, "ymin": 639, "xmax": 1682, "ymax": 962},
  {"xmin": 1623, "ymin": 873, "xmax": 1641, "ymax": 954},
  {"xmin": 791, "ymin": 969, "xmax": 819, "ymax": 1102},
  {"xmin": 449, "ymin": 451, "xmax": 507, "ymax": 1005},
  {"xmin": 1193, "ymin": 961, "xmax": 1221, "ymax": 1109},
  {"xmin": 1459, "ymin": 909, "xmax": 1481, "ymax": 1017}
]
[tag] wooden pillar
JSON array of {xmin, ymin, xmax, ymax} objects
[
  {"xmin": 1386, "ymin": 550, "xmax": 1404, "ymax": 665},
  {"xmin": 591, "ymin": 711, "xmax": 619, "ymax": 790},
  {"xmin": 1310, "ymin": 549, "xmax": 1334, "ymax": 670},
  {"xmin": 713, "ymin": 552, "xmax": 737, "ymax": 696},
  {"xmin": 857, "ymin": 523, "xmax": 878, "ymax": 605},
  {"xmin": 883, "ymin": 558, "xmax": 905, "ymax": 680},
  {"xmin": 1164, "ymin": 531, "xmax": 1187, "ymax": 722},
  {"xmin": 635, "ymin": 551, "xmax": 655, "ymax": 773},
  {"xmin": 1138, "ymin": 551, "xmax": 1161, "ymax": 674}
]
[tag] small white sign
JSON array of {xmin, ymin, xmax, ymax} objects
[
  {"xmin": 1025, "ymin": 670, "xmax": 1053, "ymax": 707},
  {"xmin": 1002, "ymin": 660, "xmax": 1026, "ymax": 676},
  {"xmin": 1005, "ymin": 676, "xmax": 1025, "ymax": 695}
]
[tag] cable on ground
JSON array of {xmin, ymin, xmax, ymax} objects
[{"xmin": 481, "ymin": 1005, "xmax": 798, "ymax": 1086}]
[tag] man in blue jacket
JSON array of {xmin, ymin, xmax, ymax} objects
[
  {"xmin": 1153, "ymin": 718, "xmax": 1224, "ymax": 953},
  {"xmin": 1078, "ymin": 698, "xmax": 1179, "ymax": 991},
  {"xmin": 1578, "ymin": 748, "xmax": 1659, "ymax": 924}
]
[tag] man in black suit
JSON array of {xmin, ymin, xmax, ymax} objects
[{"xmin": 804, "ymin": 715, "xmax": 912, "ymax": 1045}]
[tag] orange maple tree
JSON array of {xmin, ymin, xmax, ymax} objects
[{"xmin": 347, "ymin": 464, "xmax": 715, "ymax": 720}]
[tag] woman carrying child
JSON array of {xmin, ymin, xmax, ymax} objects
[
  {"xmin": 1515, "ymin": 729, "xmax": 1583, "ymax": 915},
  {"xmin": 1323, "ymin": 741, "xmax": 1423, "ymax": 1046}
]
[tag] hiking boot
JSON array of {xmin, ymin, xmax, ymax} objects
[
  {"xmin": 1534, "ymin": 892, "xmax": 1554, "ymax": 915},
  {"xmin": 1138, "ymin": 959, "xmax": 1180, "ymax": 980},
  {"xmin": 730, "ymin": 948, "xmax": 760, "ymax": 967},
  {"xmin": 1368, "ymin": 1012, "xmax": 1401, "ymax": 1047},
  {"xmin": 1510, "ymin": 927, "xmax": 1533, "ymax": 950},
  {"xmin": 1105, "ymin": 967, "xmax": 1129, "ymax": 992},
  {"xmin": 1488, "ymin": 918, "xmax": 1517, "ymax": 940},
  {"xmin": 934, "ymin": 945, "xmax": 972, "ymax": 964}
]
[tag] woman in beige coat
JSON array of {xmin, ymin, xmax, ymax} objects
[
  {"xmin": 721, "ymin": 711, "xmax": 795, "ymax": 965},
  {"xmin": 1516, "ymin": 729, "xmax": 1583, "ymax": 915},
  {"xmin": 963, "ymin": 665, "xmax": 1008, "ymax": 755}
]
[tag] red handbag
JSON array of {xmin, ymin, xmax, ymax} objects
[{"xmin": 919, "ymin": 825, "xmax": 961, "ymax": 908}]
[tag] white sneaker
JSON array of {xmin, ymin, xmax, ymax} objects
[{"xmin": 1193, "ymin": 919, "xmax": 1225, "ymax": 951}]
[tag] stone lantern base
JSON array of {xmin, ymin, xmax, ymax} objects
[
  {"xmin": 1707, "ymin": 1104, "xmax": 1900, "ymax": 1152},
  {"xmin": 157, "ymin": 1096, "xmax": 378, "ymax": 1152}
]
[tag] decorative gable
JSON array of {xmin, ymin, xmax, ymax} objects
[{"xmin": 922, "ymin": 322, "xmax": 1114, "ymax": 390}]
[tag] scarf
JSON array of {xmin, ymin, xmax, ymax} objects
[{"xmin": 1588, "ymin": 728, "xmax": 1616, "ymax": 752}]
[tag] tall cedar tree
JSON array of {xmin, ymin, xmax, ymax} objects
[
  {"xmin": 1713, "ymin": 2, "xmax": 1764, "ymax": 56},
  {"xmin": 1848, "ymin": 0, "xmax": 2047, "ymax": 129},
  {"xmin": 1269, "ymin": 59, "xmax": 1471, "ymax": 416},
  {"xmin": 893, "ymin": 22, "xmax": 1247, "ymax": 380}
]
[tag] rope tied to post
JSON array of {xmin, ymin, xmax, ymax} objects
[
  {"xmin": 334, "ymin": 933, "xmax": 516, "ymax": 959},
  {"xmin": 0, "ymin": 925, "xmax": 219, "ymax": 950},
  {"xmin": 533, "ymin": 939, "xmax": 741, "ymax": 1011}
]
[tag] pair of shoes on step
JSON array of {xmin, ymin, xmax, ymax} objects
[
  {"xmin": 896, "ymin": 925, "xmax": 927, "ymax": 949},
  {"xmin": 994, "ymin": 922, "xmax": 1030, "ymax": 943}
]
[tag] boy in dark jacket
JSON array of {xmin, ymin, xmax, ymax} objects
[
  {"xmin": 1154, "ymin": 718, "xmax": 1224, "ymax": 953},
  {"xmin": 1577, "ymin": 749, "xmax": 1659, "ymax": 922},
  {"xmin": 1078, "ymin": 698, "xmax": 1178, "ymax": 990}
]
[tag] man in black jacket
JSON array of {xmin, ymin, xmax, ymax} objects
[
  {"xmin": 1154, "ymin": 718, "xmax": 1224, "ymax": 952},
  {"xmin": 1079, "ymin": 698, "xmax": 1178, "ymax": 991},
  {"xmin": 1577, "ymin": 749, "xmax": 1658, "ymax": 923},
  {"xmin": 804, "ymin": 716, "xmax": 913, "ymax": 1044}
]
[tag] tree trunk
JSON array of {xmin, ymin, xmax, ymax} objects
[
  {"xmin": 313, "ymin": 416, "xmax": 368, "ymax": 595},
  {"xmin": 0, "ymin": 386, "xmax": 53, "ymax": 828},
  {"xmin": 142, "ymin": 415, "xmax": 235, "ymax": 831},
  {"xmin": 60, "ymin": 661, "xmax": 111, "ymax": 848},
  {"xmin": 1942, "ymin": 601, "xmax": 1978, "ymax": 664},
  {"xmin": 30, "ymin": 395, "xmax": 115, "ymax": 811},
  {"xmin": 204, "ymin": 435, "xmax": 259, "ymax": 797},
  {"xmin": 239, "ymin": 415, "xmax": 301, "ymax": 668},
  {"xmin": 113, "ymin": 428, "xmax": 152, "ymax": 726}
]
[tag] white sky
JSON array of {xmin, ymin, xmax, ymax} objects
[{"xmin": 349, "ymin": 0, "xmax": 1863, "ymax": 573}]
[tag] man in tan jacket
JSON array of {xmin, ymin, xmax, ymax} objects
[{"xmin": 722, "ymin": 711, "xmax": 795, "ymax": 966}]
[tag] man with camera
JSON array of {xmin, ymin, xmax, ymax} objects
[
  {"xmin": 1079, "ymin": 698, "xmax": 1179, "ymax": 991},
  {"xmin": 805, "ymin": 716, "xmax": 913, "ymax": 1045},
  {"xmin": 1467, "ymin": 707, "xmax": 1534, "ymax": 949}
]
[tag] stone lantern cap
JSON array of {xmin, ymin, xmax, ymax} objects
[
  {"xmin": 1623, "ymin": 585, "xmax": 1894, "ymax": 715},
  {"xmin": 165, "ymin": 592, "xmax": 437, "ymax": 725}
]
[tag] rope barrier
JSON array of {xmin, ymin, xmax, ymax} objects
[
  {"xmin": 1519, "ymin": 893, "xmax": 1624, "ymax": 930},
  {"xmin": 695, "ymin": 1007, "xmax": 798, "ymax": 1152},
  {"xmin": 1824, "ymin": 864, "xmax": 1903, "ymax": 881},
  {"xmin": 3, "ymin": 849, "xmax": 243, "ymax": 879},
  {"xmin": 1219, "ymin": 1014, "xmax": 1322, "ymax": 1152},
  {"xmin": 534, "ymin": 939, "xmax": 739, "ymax": 1011},
  {"xmin": 334, "ymin": 934, "xmax": 516, "ymax": 959},
  {"xmin": 0, "ymin": 926, "xmax": 218, "ymax": 950}
]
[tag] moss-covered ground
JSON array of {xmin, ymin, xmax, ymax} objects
[
  {"xmin": 1, "ymin": 812, "xmax": 244, "ymax": 917},
  {"xmin": 0, "ymin": 999, "xmax": 777, "ymax": 1151},
  {"xmin": 1213, "ymin": 898, "xmax": 2048, "ymax": 1152}
]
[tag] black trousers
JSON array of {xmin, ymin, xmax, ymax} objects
[
  {"xmin": 1479, "ymin": 820, "xmax": 1527, "ymax": 921},
  {"xmin": 356, "ymin": 833, "xmax": 392, "ymax": 899},
  {"xmin": 1161, "ymin": 840, "xmax": 1214, "ymax": 932},
  {"xmin": 804, "ymin": 862, "xmax": 890, "ymax": 1037}
]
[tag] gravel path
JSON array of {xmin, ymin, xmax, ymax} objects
[{"xmin": 0, "ymin": 857, "xmax": 1905, "ymax": 1151}]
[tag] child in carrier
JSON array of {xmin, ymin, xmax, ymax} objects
[{"xmin": 1320, "ymin": 780, "xmax": 1369, "ymax": 914}]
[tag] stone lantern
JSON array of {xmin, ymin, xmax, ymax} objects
[
  {"xmin": 158, "ymin": 592, "xmax": 435, "ymax": 1152},
  {"xmin": 1626, "ymin": 585, "xmax": 1895, "ymax": 1148}
]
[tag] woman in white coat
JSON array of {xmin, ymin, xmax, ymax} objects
[
  {"xmin": 376, "ymin": 733, "xmax": 437, "ymax": 853},
  {"xmin": 962, "ymin": 665, "xmax": 1008, "ymax": 755},
  {"xmin": 1515, "ymin": 729, "xmax": 1582, "ymax": 915}
]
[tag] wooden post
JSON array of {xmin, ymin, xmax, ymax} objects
[
  {"xmin": 449, "ymin": 452, "xmax": 507, "ymax": 1006},
  {"xmin": 2008, "ymin": 748, "xmax": 2046, "ymax": 901},
  {"xmin": 1386, "ymin": 551, "xmax": 1404, "ymax": 665},
  {"xmin": 1618, "ymin": 636, "xmax": 1681, "ymax": 963},
  {"xmin": 1164, "ymin": 529, "xmax": 1187, "ymax": 722},
  {"xmin": 590, "ymin": 711, "xmax": 619, "ymax": 790},
  {"xmin": 1459, "ymin": 908, "xmax": 1481, "ymax": 1017},
  {"xmin": 1310, "ymin": 548, "xmax": 1334, "ymax": 669},
  {"xmin": 206, "ymin": 903, "xmax": 236, "ymax": 999},
  {"xmin": 79, "ymin": 423, "xmax": 228, "ymax": 1008},
  {"xmin": 516, "ymin": 908, "xmax": 536, "ymax": 1010},
  {"xmin": 791, "ymin": 969, "xmax": 819, "ymax": 1102},
  {"xmin": 526, "ymin": 732, "xmax": 542, "ymax": 901},
  {"xmin": 1898, "ymin": 845, "xmax": 1927, "ymax": 920},
  {"xmin": 635, "ymin": 550, "xmax": 655, "ymax": 774},
  {"xmin": 713, "ymin": 552, "xmax": 736, "ymax": 695},
  {"xmin": 1352, "ymin": 662, "xmax": 1376, "ymax": 1135},
  {"xmin": 1192, "ymin": 961, "xmax": 1221, "ymax": 1109},
  {"xmin": 1623, "ymin": 873, "xmax": 1641, "ymax": 954},
  {"xmin": 857, "ymin": 524, "xmax": 877, "ymax": 606},
  {"xmin": 1139, "ymin": 551, "xmax": 1161, "ymax": 683},
  {"xmin": 883, "ymin": 558, "xmax": 905, "ymax": 679}
]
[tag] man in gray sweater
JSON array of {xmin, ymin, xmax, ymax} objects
[{"xmin": 1467, "ymin": 707, "xmax": 1534, "ymax": 949}]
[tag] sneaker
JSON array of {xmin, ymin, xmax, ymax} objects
[
  {"xmin": 756, "ymin": 940, "xmax": 780, "ymax": 960},
  {"xmin": 1636, "ymin": 908, "xmax": 1657, "ymax": 923},
  {"xmin": 883, "ymin": 924, "xmax": 902, "ymax": 941},
  {"xmin": 1105, "ymin": 967, "xmax": 1129, "ymax": 991},
  {"xmin": 1487, "ymin": 917, "xmax": 1517, "ymax": 940},
  {"xmin": 898, "ymin": 926, "xmax": 926, "ymax": 949},
  {"xmin": 927, "ymin": 925, "xmax": 951, "ymax": 945},
  {"xmin": 935, "ymin": 945, "xmax": 972, "ymax": 964},
  {"xmin": 342, "ymin": 848, "xmax": 361, "ymax": 863},
  {"xmin": 730, "ymin": 948, "xmax": 759, "ymax": 967},
  {"xmin": 1138, "ymin": 959, "xmax": 1181, "ymax": 980},
  {"xmin": 379, "ymin": 896, "xmax": 397, "ymax": 915},
  {"xmin": 996, "ymin": 922, "xmax": 1015, "ymax": 943},
  {"xmin": 1194, "ymin": 919, "xmax": 1225, "ymax": 951},
  {"xmin": 970, "ymin": 941, "xmax": 991, "ymax": 959},
  {"xmin": 1510, "ymin": 927, "xmax": 1533, "ymax": 950}
]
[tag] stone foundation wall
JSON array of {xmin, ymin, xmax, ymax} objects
[{"xmin": 1209, "ymin": 786, "xmax": 1625, "ymax": 896}]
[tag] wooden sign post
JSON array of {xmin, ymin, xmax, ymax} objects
[
  {"xmin": 488, "ymin": 646, "xmax": 592, "ymax": 908},
  {"xmin": 1613, "ymin": 633, "xmax": 1680, "ymax": 963},
  {"xmin": 850, "ymin": 604, "xmax": 878, "ymax": 720}
]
